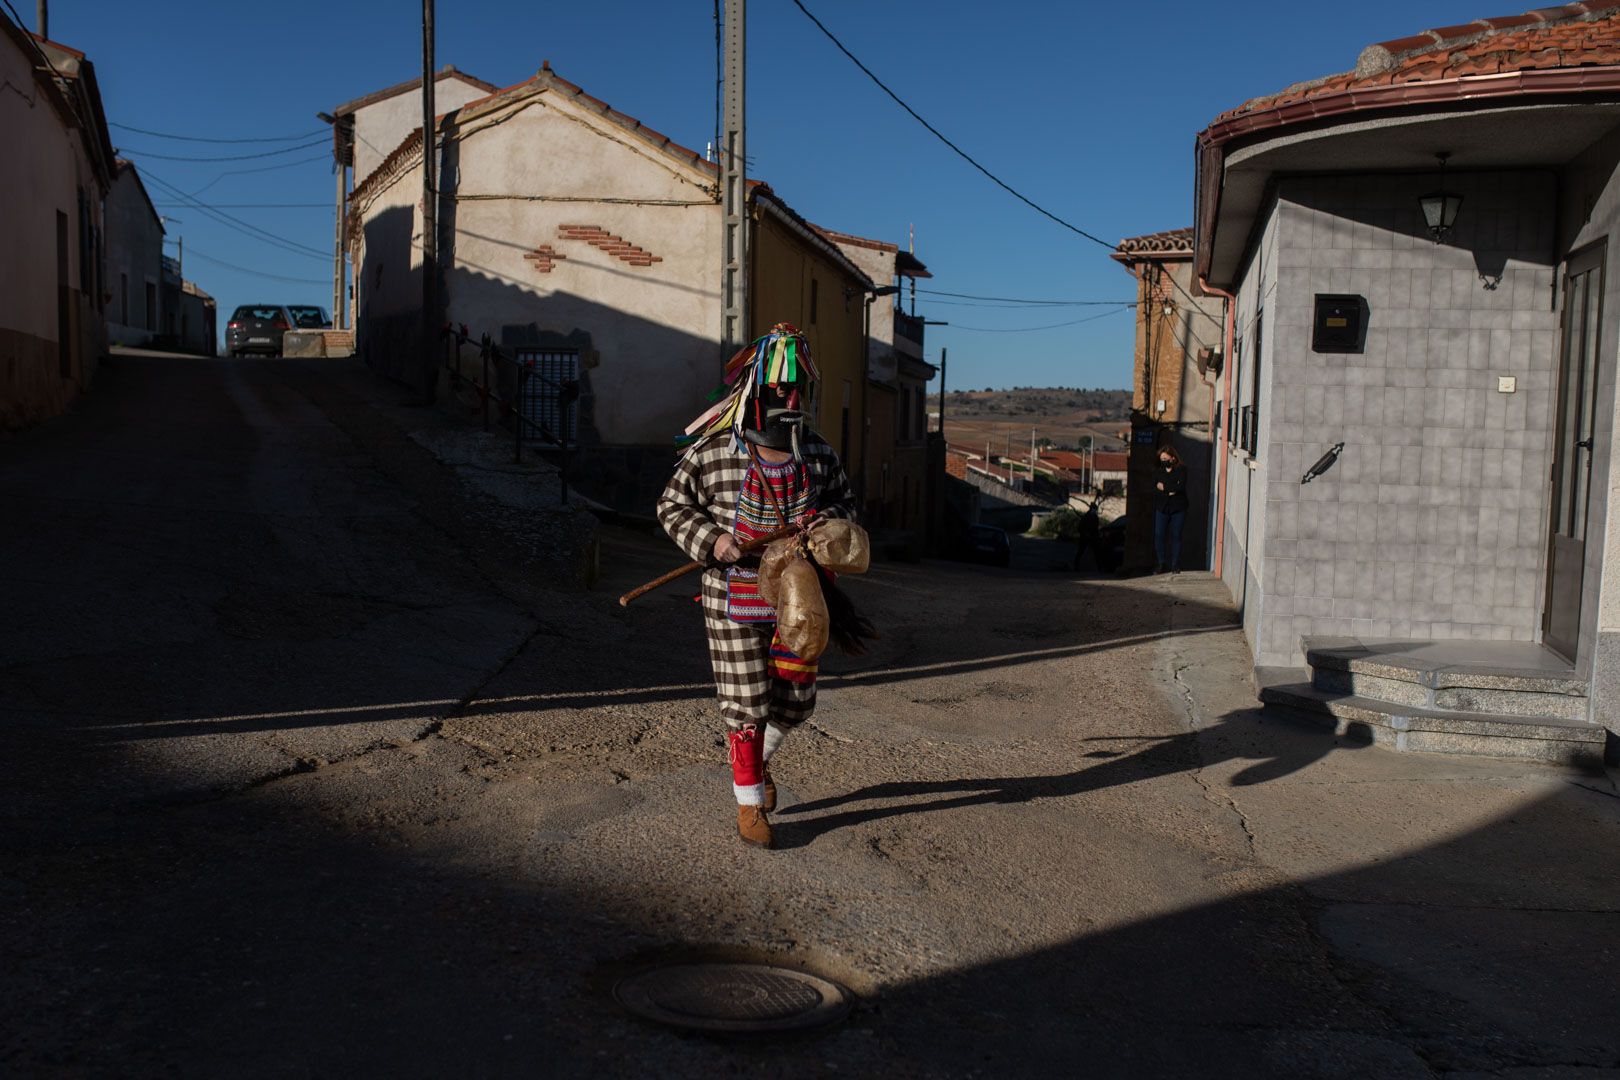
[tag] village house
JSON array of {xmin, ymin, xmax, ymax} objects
[
  {"xmin": 334, "ymin": 66, "xmax": 499, "ymax": 186},
  {"xmin": 1195, "ymin": 2, "xmax": 1620, "ymax": 763},
  {"xmin": 1113, "ymin": 228, "xmax": 1225, "ymax": 572},
  {"xmin": 815, "ymin": 226, "xmax": 938, "ymax": 545},
  {"xmin": 177, "ymin": 280, "xmax": 216, "ymax": 357},
  {"xmin": 104, "ymin": 160, "xmax": 163, "ymax": 349},
  {"xmin": 344, "ymin": 62, "xmax": 878, "ymax": 512},
  {"xmin": 0, "ymin": 14, "xmax": 113, "ymax": 429}
]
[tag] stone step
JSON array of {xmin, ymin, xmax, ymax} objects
[
  {"xmin": 1310, "ymin": 666, "xmax": 1590, "ymax": 722},
  {"xmin": 1303, "ymin": 637, "xmax": 1589, "ymax": 697},
  {"xmin": 1258, "ymin": 682, "xmax": 1607, "ymax": 767}
]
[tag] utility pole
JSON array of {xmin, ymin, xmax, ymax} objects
[
  {"xmin": 317, "ymin": 111, "xmax": 355, "ymax": 329},
  {"xmin": 420, "ymin": 0, "xmax": 437, "ymax": 401},
  {"xmin": 36, "ymin": 1, "xmax": 45, "ymax": 39},
  {"xmin": 720, "ymin": 0, "xmax": 747, "ymax": 351},
  {"xmin": 1030, "ymin": 427, "xmax": 1037, "ymax": 484},
  {"xmin": 936, "ymin": 346, "xmax": 946, "ymax": 438}
]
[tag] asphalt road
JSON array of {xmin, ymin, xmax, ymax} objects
[{"xmin": 3, "ymin": 353, "xmax": 1617, "ymax": 1077}]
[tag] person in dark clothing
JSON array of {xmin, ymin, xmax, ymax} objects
[
  {"xmin": 1153, "ymin": 444, "xmax": 1189, "ymax": 574},
  {"xmin": 1072, "ymin": 490, "xmax": 1102, "ymax": 571}
]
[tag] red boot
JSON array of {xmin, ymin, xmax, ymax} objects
[{"xmin": 728, "ymin": 727, "xmax": 771, "ymax": 847}]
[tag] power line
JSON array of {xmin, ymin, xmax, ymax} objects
[
  {"xmin": 186, "ymin": 152, "xmax": 332, "ymax": 196},
  {"xmin": 118, "ymin": 136, "xmax": 328, "ymax": 163},
  {"xmin": 154, "ymin": 202, "xmax": 329, "ymax": 208},
  {"xmin": 139, "ymin": 169, "xmax": 330, "ymax": 261},
  {"xmin": 110, "ymin": 121, "xmax": 326, "ymax": 144},
  {"xmin": 184, "ymin": 248, "xmax": 327, "ymax": 285},
  {"xmin": 918, "ymin": 287, "xmax": 1135, "ymax": 306},
  {"xmin": 921, "ymin": 297, "xmax": 1127, "ymax": 310},
  {"xmin": 789, "ymin": 0, "xmax": 1115, "ymax": 251},
  {"xmin": 945, "ymin": 304, "xmax": 1136, "ymax": 333},
  {"xmin": 788, "ymin": 0, "xmax": 1226, "ymax": 347}
]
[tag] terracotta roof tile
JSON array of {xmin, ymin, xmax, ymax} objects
[
  {"xmin": 1114, "ymin": 227, "xmax": 1195, "ymax": 257},
  {"xmin": 1210, "ymin": 3, "xmax": 1620, "ymax": 126}
]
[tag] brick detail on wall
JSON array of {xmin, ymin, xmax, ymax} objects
[
  {"xmin": 523, "ymin": 245, "xmax": 567, "ymax": 273},
  {"xmin": 557, "ymin": 224, "xmax": 663, "ymax": 267}
]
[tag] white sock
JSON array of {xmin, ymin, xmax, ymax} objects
[
  {"xmin": 733, "ymin": 783, "xmax": 766, "ymax": 806},
  {"xmin": 762, "ymin": 722, "xmax": 789, "ymax": 762}
]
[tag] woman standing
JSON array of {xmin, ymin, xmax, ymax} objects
[{"xmin": 1153, "ymin": 444, "xmax": 1189, "ymax": 574}]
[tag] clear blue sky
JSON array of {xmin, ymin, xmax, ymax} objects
[{"xmin": 43, "ymin": 0, "xmax": 1493, "ymax": 390}]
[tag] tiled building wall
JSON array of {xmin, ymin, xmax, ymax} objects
[
  {"xmin": 1220, "ymin": 205, "xmax": 1279, "ymax": 654},
  {"xmin": 1249, "ymin": 171, "xmax": 1559, "ymax": 667},
  {"xmin": 1562, "ymin": 128, "xmax": 1620, "ymax": 728}
]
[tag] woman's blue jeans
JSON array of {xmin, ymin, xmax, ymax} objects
[{"xmin": 1154, "ymin": 507, "xmax": 1185, "ymax": 571}]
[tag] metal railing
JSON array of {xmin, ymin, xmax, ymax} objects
[
  {"xmin": 893, "ymin": 308, "xmax": 925, "ymax": 346},
  {"xmin": 440, "ymin": 323, "xmax": 578, "ymax": 504}
]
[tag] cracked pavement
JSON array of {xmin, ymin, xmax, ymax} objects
[{"xmin": 3, "ymin": 352, "xmax": 1618, "ymax": 1078}]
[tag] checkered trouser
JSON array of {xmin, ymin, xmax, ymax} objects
[{"xmin": 701, "ymin": 569, "xmax": 815, "ymax": 730}]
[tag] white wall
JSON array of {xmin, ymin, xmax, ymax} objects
[
  {"xmin": 105, "ymin": 167, "xmax": 162, "ymax": 345},
  {"xmin": 352, "ymin": 86, "xmax": 723, "ymax": 445},
  {"xmin": 351, "ymin": 75, "xmax": 494, "ymax": 183},
  {"xmin": 1218, "ymin": 199, "xmax": 1279, "ymax": 657},
  {"xmin": 0, "ymin": 29, "xmax": 104, "ymax": 428}
]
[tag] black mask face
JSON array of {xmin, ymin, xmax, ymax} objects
[{"xmin": 743, "ymin": 384, "xmax": 810, "ymax": 451}]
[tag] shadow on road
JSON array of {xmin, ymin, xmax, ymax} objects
[{"xmin": 775, "ymin": 710, "xmax": 1369, "ymax": 849}]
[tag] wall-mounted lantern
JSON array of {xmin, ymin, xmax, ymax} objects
[{"xmin": 1418, "ymin": 151, "xmax": 1462, "ymax": 244}]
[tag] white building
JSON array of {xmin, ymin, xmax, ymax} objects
[
  {"xmin": 105, "ymin": 160, "xmax": 163, "ymax": 348},
  {"xmin": 0, "ymin": 15, "xmax": 112, "ymax": 429}
]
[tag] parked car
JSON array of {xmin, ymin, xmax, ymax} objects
[
  {"xmin": 225, "ymin": 305, "xmax": 296, "ymax": 357},
  {"xmin": 963, "ymin": 524, "xmax": 1012, "ymax": 567},
  {"xmin": 286, "ymin": 305, "xmax": 332, "ymax": 330}
]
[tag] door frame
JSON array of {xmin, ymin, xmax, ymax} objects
[{"xmin": 1542, "ymin": 239, "xmax": 1607, "ymax": 660}]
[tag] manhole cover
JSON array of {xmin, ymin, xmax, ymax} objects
[{"xmin": 613, "ymin": 962, "xmax": 853, "ymax": 1033}]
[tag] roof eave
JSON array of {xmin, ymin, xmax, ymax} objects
[
  {"xmin": 1194, "ymin": 64, "xmax": 1620, "ymax": 282},
  {"xmin": 753, "ymin": 188, "xmax": 877, "ymax": 290}
]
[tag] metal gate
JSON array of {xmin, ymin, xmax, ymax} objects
[{"xmin": 516, "ymin": 347, "xmax": 579, "ymax": 446}]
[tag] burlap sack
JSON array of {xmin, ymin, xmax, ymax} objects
[
  {"xmin": 773, "ymin": 555, "xmax": 830, "ymax": 661},
  {"xmin": 806, "ymin": 518, "xmax": 870, "ymax": 574},
  {"xmin": 757, "ymin": 537, "xmax": 800, "ymax": 609}
]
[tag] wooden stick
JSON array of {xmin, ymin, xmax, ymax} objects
[{"xmin": 619, "ymin": 525, "xmax": 800, "ymax": 607}]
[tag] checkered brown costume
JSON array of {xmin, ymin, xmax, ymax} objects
[{"xmin": 656, "ymin": 430, "xmax": 856, "ymax": 736}]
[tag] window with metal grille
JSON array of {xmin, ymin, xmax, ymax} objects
[{"xmin": 515, "ymin": 347, "xmax": 579, "ymax": 445}]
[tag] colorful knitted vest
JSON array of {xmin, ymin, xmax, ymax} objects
[
  {"xmin": 727, "ymin": 456, "xmax": 820, "ymax": 682},
  {"xmin": 726, "ymin": 456, "xmax": 812, "ymax": 624}
]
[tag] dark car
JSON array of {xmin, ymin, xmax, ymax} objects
[
  {"xmin": 963, "ymin": 524, "xmax": 1012, "ymax": 567},
  {"xmin": 225, "ymin": 305, "xmax": 295, "ymax": 357},
  {"xmin": 286, "ymin": 305, "xmax": 332, "ymax": 330}
]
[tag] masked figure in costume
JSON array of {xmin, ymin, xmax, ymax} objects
[{"xmin": 656, "ymin": 324, "xmax": 857, "ymax": 849}]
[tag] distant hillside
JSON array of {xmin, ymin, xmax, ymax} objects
[
  {"xmin": 941, "ymin": 387, "xmax": 1133, "ymax": 453},
  {"xmin": 947, "ymin": 387, "xmax": 1131, "ymax": 423}
]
